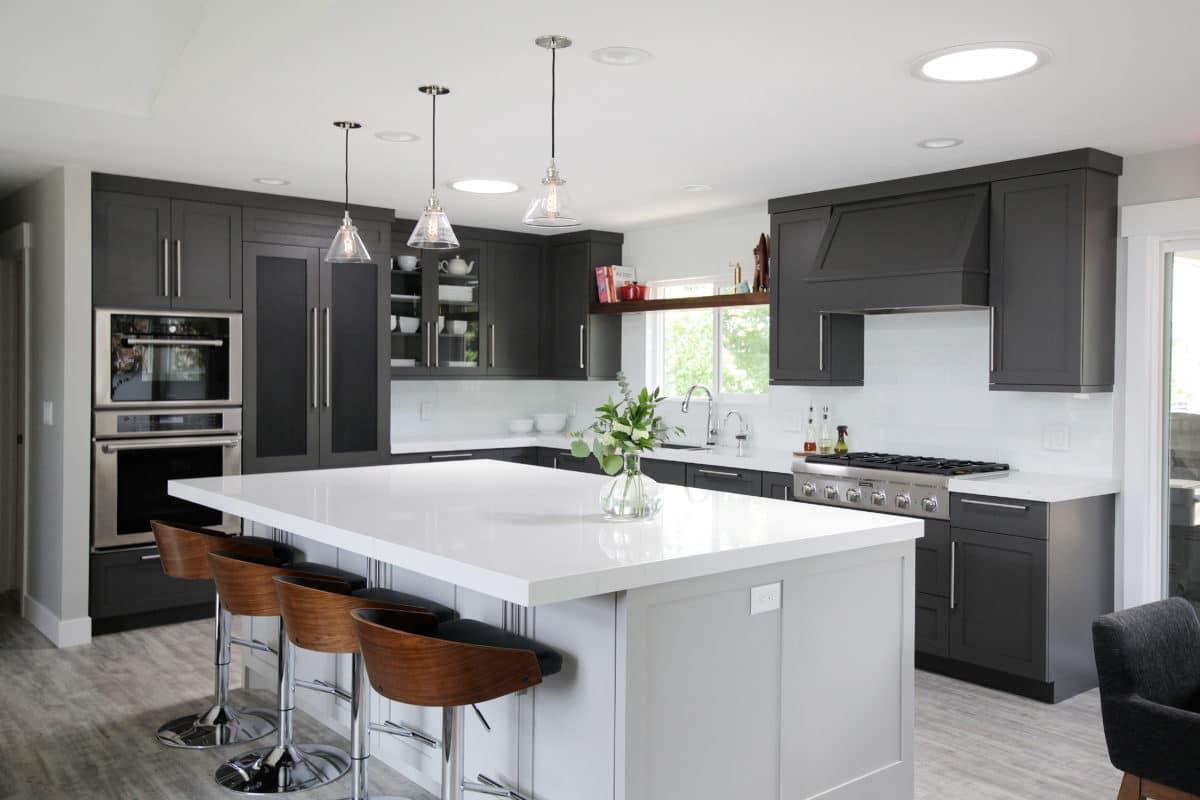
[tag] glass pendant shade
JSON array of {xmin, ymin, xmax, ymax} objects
[
  {"xmin": 407, "ymin": 192, "xmax": 459, "ymax": 249},
  {"xmin": 327, "ymin": 210, "xmax": 372, "ymax": 262},
  {"xmin": 522, "ymin": 160, "xmax": 579, "ymax": 227}
]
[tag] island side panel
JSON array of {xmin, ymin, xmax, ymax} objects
[{"xmin": 616, "ymin": 540, "xmax": 915, "ymax": 800}]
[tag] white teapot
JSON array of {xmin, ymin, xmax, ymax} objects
[{"xmin": 439, "ymin": 256, "xmax": 475, "ymax": 276}]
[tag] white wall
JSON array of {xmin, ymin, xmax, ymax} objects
[{"xmin": 0, "ymin": 166, "xmax": 92, "ymax": 646}]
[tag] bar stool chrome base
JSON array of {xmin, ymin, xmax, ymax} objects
[
  {"xmin": 157, "ymin": 702, "xmax": 276, "ymax": 749},
  {"xmin": 215, "ymin": 743, "xmax": 351, "ymax": 795}
]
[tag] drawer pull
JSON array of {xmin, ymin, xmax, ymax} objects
[
  {"xmin": 696, "ymin": 468, "xmax": 740, "ymax": 479},
  {"xmin": 431, "ymin": 452, "xmax": 474, "ymax": 460},
  {"xmin": 959, "ymin": 498, "xmax": 1028, "ymax": 512},
  {"xmin": 140, "ymin": 553, "xmax": 161, "ymax": 561}
]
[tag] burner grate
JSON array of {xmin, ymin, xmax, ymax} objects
[{"xmin": 803, "ymin": 451, "xmax": 1008, "ymax": 476}]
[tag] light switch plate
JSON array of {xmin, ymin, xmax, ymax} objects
[
  {"xmin": 41, "ymin": 400, "xmax": 53, "ymax": 426},
  {"xmin": 750, "ymin": 582, "xmax": 781, "ymax": 615},
  {"xmin": 420, "ymin": 401, "xmax": 434, "ymax": 421}
]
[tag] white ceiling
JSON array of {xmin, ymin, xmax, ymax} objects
[{"xmin": 1, "ymin": 0, "xmax": 1198, "ymax": 232}]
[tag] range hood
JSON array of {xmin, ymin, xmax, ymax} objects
[{"xmin": 808, "ymin": 184, "xmax": 990, "ymax": 313}]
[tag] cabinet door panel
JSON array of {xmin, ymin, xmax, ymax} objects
[
  {"xmin": 320, "ymin": 250, "xmax": 387, "ymax": 466},
  {"xmin": 428, "ymin": 240, "xmax": 485, "ymax": 375},
  {"xmin": 762, "ymin": 472, "xmax": 794, "ymax": 501},
  {"xmin": 93, "ymin": 191, "xmax": 172, "ymax": 308},
  {"xmin": 243, "ymin": 243, "xmax": 320, "ymax": 472},
  {"xmin": 916, "ymin": 520, "xmax": 951, "ymax": 597},
  {"xmin": 546, "ymin": 242, "xmax": 589, "ymax": 378},
  {"xmin": 685, "ymin": 464, "xmax": 762, "ymax": 496},
  {"xmin": 915, "ymin": 592, "xmax": 949, "ymax": 657},
  {"xmin": 171, "ymin": 199, "xmax": 242, "ymax": 310},
  {"xmin": 948, "ymin": 527, "xmax": 1047, "ymax": 680},
  {"xmin": 487, "ymin": 241, "xmax": 541, "ymax": 375},
  {"xmin": 642, "ymin": 458, "xmax": 686, "ymax": 487}
]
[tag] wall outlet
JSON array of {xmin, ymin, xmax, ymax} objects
[
  {"xmin": 1042, "ymin": 423, "xmax": 1070, "ymax": 452},
  {"xmin": 41, "ymin": 400, "xmax": 53, "ymax": 426},
  {"xmin": 750, "ymin": 582, "xmax": 782, "ymax": 615},
  {"xmin": 420, "ymin": 400, "xmax": 434, "ymax": 421}
]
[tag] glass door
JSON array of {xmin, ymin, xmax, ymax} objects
[
  {"xmin": 389, "ymin": 244, "xmax": 429, "ymax": 375},
  {"xmin": 431, "ymin": 240, "xmax": 484, "ymax": 374},
  {"xmin": 1165, "ymin": 249, "xmax": 1200, "ymax": 610}
]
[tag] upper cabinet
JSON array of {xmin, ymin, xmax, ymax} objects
[
  {"xmin": 544, "ymin": 231, "xmax": 623, "ymax": 380},
  {"xmin": 486, "ymin": 240, "xmax": 542, "ymax": 376},
  {"xmin": 94, "ymin": 191, "xmax": 241, "ymax": 311},
  {"xmin": 988, "ymin": 170, "xmax": 1118, "ymax": 392}
]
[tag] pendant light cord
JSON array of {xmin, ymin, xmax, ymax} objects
[
  {"xmin": 431, "ymin": 92, "xmax": 437, "ymax": 191},
  {"xmin": 343, "ymin": 126, "xmax": 350, "ymax": 212},
  {"xmin": 550, "ymin": 44, "xmax": 557, "ymax": 160}
]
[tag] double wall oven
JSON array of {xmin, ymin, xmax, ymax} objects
[{"xmin": 92, "ymin": 310, "xmax": 243, "ymax": 550}]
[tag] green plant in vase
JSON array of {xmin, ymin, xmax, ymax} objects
[{"xmin": 570, "ymin": 372, "xmax": 684, "ymax": 520}]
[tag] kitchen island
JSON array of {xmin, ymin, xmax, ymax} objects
[{"xmin": 171, "ymin": 460, "xmax": 922, "ymax": 800}]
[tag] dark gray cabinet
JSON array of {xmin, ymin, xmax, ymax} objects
[
  {"xmin": 915, "ymin": 593, "xmax": 950, "ymax": 658},
  {"xmin": 769, "ymin": 207, "xmax": 863, "ymax": 385},
  {"xmin": 989, "ymin": 170, "xmax": 1117, "ymax": 392},
  {"xmin": 90, "ymin": 546, "xmax": 214, "ymax": 632},
  {"xmin": 391, "ymin": 448, "xmax": 538, "ymax": 465},
  {"xmin": 243, "ymin": 239, "xmax": 388, "ymax": 473},
  {"xmin": 540, "ymin": 448, "xmax": 605, "ymax": 474},
  {"xmin": 642, "ymin": 458, "xmax": 686, "ymax": 486},
  {"xmin": 948, "ymin": 526, "xmax": 1048, "ymax": 681},
  {"xmin": 544, "ymin": 232, "xmax": 623, "ymax": 379},
  {"xmin": 486, "ymin": 241, "xmax": 542, "ymax": 376},
  {"xmin": 916, "ymin": 520, "xmax": 952, "ymax": 597},
  {"xmin": 94, "ymin": 192, "xmax": 241, "ymax": 310},
  {"xmin": 685, "ymin": 464, "xmax": 762, "ymax": 496},
  {"xmin": 762, "ymin": 472, "xmax": 795, "ymax": 501}
]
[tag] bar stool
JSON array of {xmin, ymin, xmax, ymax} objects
[
  {"xmin": 150, "ymin": 519, "xmax": 297, "ymax": 749},
  {"xmin": 351, "ymin": 608, "xmax": 564, "ymax": 800},
  {"xmin": 208, "ymin": 550, "xmax": 369, "ymax": 794},
  {"xmin": 273, "ymin": 575, "xmax": 458, "ymax": 799}
]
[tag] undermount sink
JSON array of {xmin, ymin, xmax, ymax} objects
[{"xmin": 658, "ymin": 443, "xmax": 711, "ymax": 451}]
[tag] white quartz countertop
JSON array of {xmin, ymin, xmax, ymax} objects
[
  {"xmin": 170, "ymin": 461, "xmax": 921, "ymax": 606},
  {"xmin": 946, "ymin": 471, "xmax": 1120, "ymax": 503}
]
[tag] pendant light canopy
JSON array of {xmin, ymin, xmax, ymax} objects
[
  {"xmin": 524, "ymin": 35, "xmax": 579, "ymax": 228},
  {"xmin": 407, "ymin": 85, "xmax": 459, "ymax": 250},
  {"xmin": 327, "ymin": 121, "xmax": 372, "ymax": 263}
]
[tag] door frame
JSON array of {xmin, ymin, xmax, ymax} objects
[
  {"xmin": 0, "ymin": 223, "xmax": 31, "ymax": 607},
  {"xmin": 1120, "ymin": 197, "xmax": 1200, "ymax": 608}
]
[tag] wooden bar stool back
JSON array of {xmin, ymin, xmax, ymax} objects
[{"xmin": 148, "ymin": 520, "xmax": 289, "ymax": 750}]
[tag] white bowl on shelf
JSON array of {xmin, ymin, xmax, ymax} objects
[
  {"xmin": 397, "ymin": 316, "xmax": 420, "ymax": 334},
  {"xmin": 449, "ymin": 320, "xmax": 468, "ymax": 335},
  {"xmin": 534, "ymin": 412, "xmax": 569, "ymax": 433},
  {"xmin": 396, "ymin": 255, "xmax": 418, "ymax": 271},
  {"xmin": 508, "ymin": 418, "xmax": 535, "ymax": 434}
]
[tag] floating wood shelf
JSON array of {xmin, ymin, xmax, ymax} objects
[{"xmin": 589, "ymin": 292, "xmax": 770, "ymax": 315}]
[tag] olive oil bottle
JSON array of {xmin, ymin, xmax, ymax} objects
[{"xmin": 818, "ymin": 406, "xmax": 834, "ymax": 454}]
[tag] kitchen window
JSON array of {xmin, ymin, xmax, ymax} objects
[{"xmin": 648, "ymin": 279, "xmax": 769, "ymax": 400}]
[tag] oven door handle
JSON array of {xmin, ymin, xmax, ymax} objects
[
  {"xmin": 123, "ymin": 337, "xmax": 226, "ymax": 347},
  {"xmin": 100, "ymin": 437, "xmax": 241, "ymax": 453}
]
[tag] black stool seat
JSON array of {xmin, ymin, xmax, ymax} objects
[
  {"xmin": 239, "ymin": 536, "xmax": 300, "ymax": 564},
  {"xmin": 353, "ymin": 587, "xmax": 457, "ymax": 623},
  {"xmin": 433, "ymin": 618, "xmax": 563, "ymax": 677}
]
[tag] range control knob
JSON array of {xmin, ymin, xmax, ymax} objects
[
  {"xmin": 921, "ymin": 496, "xmax": 938, "ymax": 514},
  {"xmin": 870, "ymin": 490, "xmax": 886, "ymax": 506},
  {"xmin": 824, "ymin": 485, "xmax": 839, "ymax": 500},
  {"xmin": 801, "ymin": 482, "xmax": 816, "ymax": 498},
  {"xmin": 895, "ymin": 493, "xmax": 911, "ymax": 510},
  {"xmin": 845, "ymin": 488, "xmax": 862, "ymax": 503}
]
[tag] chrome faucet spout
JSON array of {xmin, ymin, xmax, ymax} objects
[{"xmin": 681, "ymin": 384, "xmax": 717, "ymax": 446}]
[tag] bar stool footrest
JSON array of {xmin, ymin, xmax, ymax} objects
[
  {"xmin": 464, "ymin": 774, "xmax": 528, "ymax": 800},
  {"xmin": 370, "ymin": 719, "xmax": 439, "ymax": 748},
  {"xmin": 231, "ymin": 635, "xmax": 277, "ymax": 655},
  {"xmin": 296, "ymin": 678, "xmax": 352, "ymax": 703}
]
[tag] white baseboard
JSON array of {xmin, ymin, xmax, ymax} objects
[{"xmin": 22, "ymin": 593, "xmax": 92, "ymax": 648}]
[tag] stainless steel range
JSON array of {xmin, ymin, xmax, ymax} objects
[{"xmin": 791, "ymin": 452, "xmax": 1009, "ymax": 520}]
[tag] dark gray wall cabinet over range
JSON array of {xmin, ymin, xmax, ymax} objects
[{"xmin": 767, "ymin": 149, "xmax": 1123, "ymax": 392}]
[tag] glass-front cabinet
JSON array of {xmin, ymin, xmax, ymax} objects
[{"xmin": 390, "ymin": 237, "xmax": 485, "ymax": 376}]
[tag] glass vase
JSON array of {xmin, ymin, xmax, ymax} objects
[{"xmin": 600, "ymin": 453, "xmax": 663, "ymax": 521}]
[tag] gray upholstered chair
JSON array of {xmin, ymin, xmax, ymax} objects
[{"xmin": 1093, "ymin": 598, "xmax": 1200, "ymax": 800}]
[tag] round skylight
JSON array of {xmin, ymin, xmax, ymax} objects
[
  {"xmin": 450, "ymin": 178, "xmax": 521, "ymax": 194},
  {"xmin": 914, "ymin": 43, "xmax": 1050, "ymax": 82}
]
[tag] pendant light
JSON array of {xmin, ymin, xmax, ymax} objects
[
  {"xmin": 326, "ymin": 121, "xmax": 372, "ymax": 263},
  {"xmin": 523, "ymin": 35, "xmax": 580, "ymax": 227},
  {"xmin": 407, "ymin": 85, "xmax": 459, "ymax": 250}
]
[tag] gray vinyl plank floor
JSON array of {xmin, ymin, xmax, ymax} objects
[{"xmin": 0, "ymin": 611, "xmax": 1123, "ymax": 799}]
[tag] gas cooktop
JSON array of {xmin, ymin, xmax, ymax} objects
[{"xmin": 801, "ymin": 451, "xmax": 1009, "ymax": 476}]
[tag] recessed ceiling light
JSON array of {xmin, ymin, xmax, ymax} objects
[
  {"xmin": 917, "ymin": 137, "xmax": 963, "ymax": 149},
  {"xmin": 375, "ymin": 130, "xmax": 420, "ymax": 143},
  {"xmin": 450, "ymin": 178, "xmax": 521, "ymax": 194},
  {"xmin": 591, "ymin": 46, "xmax": 653, "ymax": 67},
  {"xmin": 681, "ymin": 184, "xmax": 713, "ymax": 192},
  {"xmin": 253, "ymin": 177, "xmax": 290, "ymax": 186},
  {"xmin": 913, "ymin": 42, "xmax": 1050, "ymax": 82}
]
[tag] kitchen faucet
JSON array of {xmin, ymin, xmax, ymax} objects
[
  {"xmin": 681, "ymin": 384, "xmax": 718, "ymax": 446},
  {"xmin": 723, "ymin": 409, "xmax": 749, "ymax": 456}
]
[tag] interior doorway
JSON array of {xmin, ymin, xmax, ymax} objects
[
  {"xmin": 1165, "ymin": 248, "xmax": 1200, "ymax": 610},
  {"xmin": 0, "ymin": 223, "xmax": 30, "ymax": 613}
]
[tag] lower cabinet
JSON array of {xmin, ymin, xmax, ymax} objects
[
  {"xmin": 641, "ymin": 458, "xmax": 686, "ymax": 486},
  {"xmin": 685, "ymin": 464, "xmax": 763, "ymax": 496},
  {"xmin": 390, "ymin": 448, "xmax": 538, "ymax": 466},
  {"xmin": 915, "ymin": 593, "xmax": 950, "ymax": 658},
  {"xmin": 90, "ymin": 547, "xmax": 215, "ymax": 632},
  {"xmin": 762, "ymin": 472, "xmax": 794, "ymax": 501}
]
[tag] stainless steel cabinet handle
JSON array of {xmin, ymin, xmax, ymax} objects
[
  {"xmin": 959, "ymin": 498, "xmax": 1028, "ymax": 512},
  {"xmin": 102, "ymin": 437, "xmax": 241, "ymax": 452},
  {"xmin": 175, "ymin": 240, "xmax": 182, "ymax": 297},
  {"xmin": 818, "ymin": 313, "xmax": 825, "ymax": 372},
  {"xmin": 140, "ymin": 553, "xmax": 162, "ymax": 561},
  {"xmin": 578, "ymin": 324, "xmax": 586, "ymax": 370},
  {"xmin": 311, "ymin": 307, "xmax": 319, "ymax": 409},
  {"xmin": 696, "ymin": 468, "xmax": 740, "ymax": 479},
  {"xmin": 950, "ymin": 540, "xmax": 958, "ymax": 610},
  {"xmin": 489, "ymin": 323, "xmax": 496, "ymax": 368},
  {"xmin": 425, "ymin": 321, "xmax": 431, "ymax": 367},
  {"xmin": 162, "ymin": 239, "xmax": 170, "ymax": 297},
  {"xmin": 431, "ymin": 452, "xmax": 474, "ymax": 460},
  {"xmin": 988, "ymin": 307, "xmax": 995, "ymax": 373},
  {"xmin": 323, "ymin": 307, "xmax": 332, "ymax": 407},
  {"xmin": 124, "ymin": 337, "xmax": 225, "ymax": 347}
]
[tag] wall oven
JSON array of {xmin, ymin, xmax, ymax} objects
[
  {"xmin": 95, "ymin": 309, "xmax": 242, "ymax": 408},
  {"xmin": 92, "ymin": 408, "xmax": 241, "ymax": 550}
]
